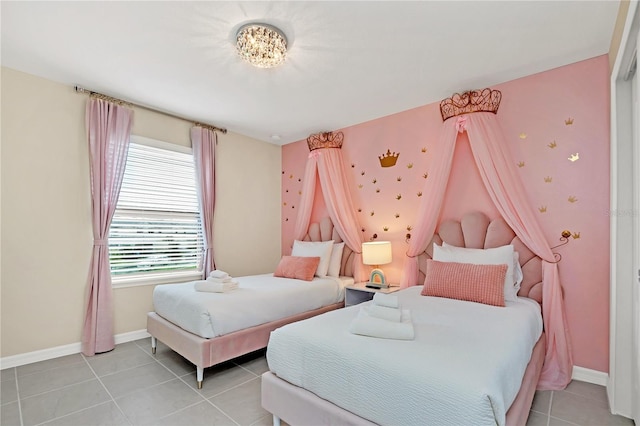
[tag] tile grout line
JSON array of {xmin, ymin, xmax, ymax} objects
[
  {"xmin": 546, "ymin": 391, "xmax": 553, "ymax": 426},
  {"xmin": 31, "ymin": 401, "xmax": 121, "ymax": 426},
  {"xmin": 17, "ymin": 377, "xmax": 97, "ymax": 401},
  {"xmin": 80, "ymin": 352, "xmax": 133, "ymax": 426},
  {"xmin": 14, "ymin": 368, "xmax": 24, "ymax": 426}
]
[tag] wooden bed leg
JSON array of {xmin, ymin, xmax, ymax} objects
[
  {"xmin": 151, "ymin": 336, "xmax": 157, "ymax": 355},
  {"xmin": 197, "ymin": 366, "xmax": 204, "ymax": 389},
  {"xmin": 272, "ymin": 414, "xmax": 281, "ymax": 426}
]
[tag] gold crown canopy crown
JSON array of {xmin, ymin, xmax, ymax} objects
[
  {"xmin": 379, "ymin": 149, "xmax": 399, "ymax": 167},
  {"xmin": 439, "ymin": 88, "xmax": 502, "ymax": 122},
  {"xmin": 307, "ymin": 131, "xmax": 344, "ymax": 151}
]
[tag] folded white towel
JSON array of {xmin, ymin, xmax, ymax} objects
[
  {"xmin": 208, "ymin": 270, "xmax": 230, "ymax": 279},
  {"xmin": 349, "ymin": 309, "xmax": 414, "ymax": 340},
  {"xmin": 207, "ymin": 276, "xmax": 233, "ymax": 283},
  {"xmin": 194, "ymin": 280, "xmax": 238, "ymax": 293},
  {"xmin": 363, "ymin": 305, "xmax": 402, "ymax": 322},
  {"xmin": 372, "ymin": 292, "xmax": 399, "ymax": 309}
]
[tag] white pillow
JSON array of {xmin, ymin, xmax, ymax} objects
[
  {"xmin": 435, "ymin": 243, "xmax": 517, "ymax": 302},
  {"xmin": 327, "ymin": 242, "xmax": 345, "ymax": 277},
  {"xmin": 292, "ymin": 240, "xmax": 334, "ymax": 277},
  {"xmin": 513, "ymin": 251, "xmax": 523, "ymax": 292}
]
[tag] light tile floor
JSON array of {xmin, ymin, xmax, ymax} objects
[{"xmin": 0, "ymin": 338, "xmax": 634, "ymax": 426}]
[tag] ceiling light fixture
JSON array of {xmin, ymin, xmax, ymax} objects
[{"xmin": 236, "ymin": 23, "xmax": 287, "ymax": 69}]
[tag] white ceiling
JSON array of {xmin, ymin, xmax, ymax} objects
[{"xmin": 1, "ymin": 1, "xmax": 619, "ymax": 145}]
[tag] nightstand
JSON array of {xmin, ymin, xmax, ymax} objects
[{"xmin": 345, "ymin": 282, "xmax": 401, "ymax": 307}]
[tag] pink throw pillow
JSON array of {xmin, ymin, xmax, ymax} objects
[
  {"xmin": 421, "ymin": 260, "xmax": 507, "ymax": 307},
  {"xmin": 274, "ymin": 256, "xmax": 321, "ymax": 281}
]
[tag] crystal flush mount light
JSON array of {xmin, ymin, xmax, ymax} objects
[{"xmin": 236, "ymin": 23, "xmax": 287, "ymax": 68}]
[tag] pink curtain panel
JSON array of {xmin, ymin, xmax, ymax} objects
[
  {"xmin": 82, "ymin": 98, "xmax": 133, "ymax": 356},
  {"xmin": 400, "ymin": 112, "xmax": 573, "ymax": 390}
]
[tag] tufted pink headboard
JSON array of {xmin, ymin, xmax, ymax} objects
[
  {"xmin": 301, "ymin": 217, "xmax": 356, "ymax": 277},
  {"xmin": 417, "ymin": 211, "xmax": 543, "ymax": 303}
]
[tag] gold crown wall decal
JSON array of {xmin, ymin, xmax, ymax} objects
[
  {"xmin": 568, "ymin": 196, "xmax": 578, "ymax": 203},
  {"xmin": 517, "ymin": 161, "xmax": 525, "ymax": 168},
  {"xmin": 519, "ymin": 133, "xmax": 527, "ymax": 139},
  {"xmin": 565, "ymin": 117, "xmax": 574, "ymax": 125},
  {"xmin": 544, "ymin": 176, "xmax": 553, "ymax": 183},
  {"xmin": 439, "ymin": 88, "xmax": 502, "ymax": 121},
  {"xmin": 379, "ymin": 149, "xmax": 400, "ymax": 167},
  {"xmin": 306, "ymin": 131, "xmax": 344, "ymax": 151},
  {"xmin": 539, "ymin": 206, "xmax": 547, "ymax": 213},
  {"xmin": 568, "ymin": 153, "xmax": 579, "ymax": 162},
  {"xmin": 548, "ymin": 140, "xmax": 557, "ymax": 149}
]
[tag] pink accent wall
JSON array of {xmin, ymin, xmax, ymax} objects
[{"xmin": 281, "ymin": 55, "xmax": 610, "ymax": 373}]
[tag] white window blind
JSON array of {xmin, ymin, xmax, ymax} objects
[{"xmin": 109, "ymin": 139, "xmax": 203, "ymax": 282}]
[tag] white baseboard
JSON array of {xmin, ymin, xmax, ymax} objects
[
  {"xmin": 0, "ymin": 329, "xmax": 150, "ymax": 370},
  {"xmin": 572, "ymin": 365, "xmax": 608, "ymax": 386}
]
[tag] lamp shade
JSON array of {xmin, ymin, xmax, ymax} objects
[{"xmin": 362, "ymin": 241, "xmax": 392, "ymax": 266}]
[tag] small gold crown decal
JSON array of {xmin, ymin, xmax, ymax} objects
[
  {"xmin": 539, "ymin": 206, "xmax": 547, "ymax": 213},
  {"xmin": 383, "ymin": 226, "xmax": 389, "ymax": 231},
  {"xmin": 397, "ymin": 176, "xmax": 402, "ymax": 182},
  {"xmin": 283, "ymin": 202, "xmax": 287, "ymax": 206},
  {"xmin": 519, "ymin": 133, "xmax": 527, "ymax": 139},
  {"xmin": 417, "ymin": 191, "xmax": 423, "ymax": 197},
  {"xmin": 376, "ymin": 188, "xmax": 380, "ymax": 193},
  {"xmin": 568, "ymin": 196, "xmax": 578, "ymax": 203},
  {"xmin": 289, "ymin": 174, "xmax": 293, "ymax": 179},
  {"xmin": 565, "ymin": 117, "xmax": 574, "ymax": 125},
  {"xmin": 407, "ymin": 163, "xmax": 413, "ymax": 169},
  {"xmin": 568, "ymin": 153, "xmax": 579, "ymax": 162},
  {"xmin": 357, "ymin": 208, "xmax": 362, "ymax": 212},
  {"xmin": 421, "ymin": 147, "xmax": 427, "ymax": 153},
  {"xmin": 351, "ymin": 163, "xmax": 355, "ymax": 168},
  {"xmin": 307, "ymin": 131, "xmax": 344, "ymax": 151},
  {"xmin": 395, "ymin": 213, "xmax": 400, "ymax": 218},
  {"xmin": 548, "ymin": 140, "xmax": 557, "ymax": 149},
  {"xmin": 361, "ymin": 171, "xmax": 365, "ymax": 176},
  {"xmin": 372, "ymin": 178, "xmax": 377, "ymax": 184},
  {"xmin": 518, "ymin": 161, "xmax": 525, "ymax": 168},
  {"xmin": 370, "ymin": 211, "xmax": 375, "ymax": 216},
  {"xmin": 423, "ymin": 172, "xmax": 429, "ymax": 179},
  {"xmin": 358, "ymin": 184, "xmax": 363, "ymax": 189},
  {"xmin": 572, "ymin": 232, "xmax": 580, "ymax": 239},
  {"xmin": 544, "ymin": 176, "xmax": 553, "ymax": 183},
  {"xmin": 285, "ymin": 218, "xmax": 288, "ymax": 221},
  {"xmin": 298, "ymin": 190, "xmax": 302, "ymax": 195},
  {"xmin": 396, "ymin": 194, "xmax": 402, "ymax": 200},
  {"xmin": 407, "ymin": 225, "xmax": 413, "ymax": 231},
  {"xmin": 379, "ymin": 149, "xmax": 400, "ymax": 167}
]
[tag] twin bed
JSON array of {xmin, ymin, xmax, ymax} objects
[
  {"xmin": 261, "ymin": 212, "xmax": 547, "ymax": 426},
  {"xmin": 147, "ymin": 218, "xmax": 354, "ymax": 388},
  {"xmin": 147, "ymin": 212, "xmax": 549, "ymax": 425}
]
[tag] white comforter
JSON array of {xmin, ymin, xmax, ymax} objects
[
  {"xmin": 267, "ymin": 286, "xmax": 543, "ymax": 426},
  {"xmin": 153, "ymin": 274, "xmax": 350, "ymax": 338}
]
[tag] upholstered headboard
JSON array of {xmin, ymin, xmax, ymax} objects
[
  {"xmin": 301, "ymin": 217, "xmax": 356, "ymax": 277},
  {"xmin": 417, "ymin": 211, "xmax": 543, "ymax": 303}
]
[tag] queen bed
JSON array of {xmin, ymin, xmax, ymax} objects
[
  {"xmin": 262, "ymin": 211, "xmax": 549, "ymax": 426},
  {"xmin": 147, "ymin": 217, "xmax": 355, "ymax": 389}
]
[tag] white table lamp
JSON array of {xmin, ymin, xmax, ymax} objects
[{"xmin": 362, "ymin": 241, "xmax": 392, "ymax": 288}]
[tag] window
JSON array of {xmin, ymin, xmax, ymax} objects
[{"xmin": 109, "ymin": 136, "xmax": 203, "ymax": 286}]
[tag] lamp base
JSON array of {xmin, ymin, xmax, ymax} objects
[{"xmin": 366, "ymin": 268, "xmax": 388, "ymax": 288}]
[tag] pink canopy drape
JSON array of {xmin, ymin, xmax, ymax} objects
[
  {"xmin": 294, "ymin": 148, "xmax": 366, "ymax": 282},
  {"xmin": 191, "ymin": 127, "xmax": 217, "ymax": 277},
  {"xmin": 82, "ymin": 98, "xmax": 133, "ymax": 356},
  {"xmin": 400, "ymin": 112, "xmax": 573, "ymax": 390}
]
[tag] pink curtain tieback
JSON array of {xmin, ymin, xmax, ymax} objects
[
  {"xmin": 94, "ymin": 239, "xmax": 108, "ymax": 246},
  {"xmin": 455, "ymin": 116, "xmax": 468, "ymax": 133}
]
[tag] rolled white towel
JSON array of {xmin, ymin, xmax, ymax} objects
[
  {"xmin": 372, "ymin": 292, "xmax": 399, "ymax": 309},
  {"xmin": 349, "ymin": 309, "xmax": 414, "ymax": 340},
  {"xmin": 194, "ymin": 280, "xmax": 238, "ymax": 293},
  {"xmin": 363, "ymin": 305, "xmax": 401, "ymax": 322},
  {"xmin": 207, "ymin": 276, "xmax": 233, "ymax": 283},
  {"xmin": 208, "ymin": 270, "xmax": 230, "ymax": 279}
]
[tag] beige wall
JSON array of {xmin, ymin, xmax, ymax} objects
[
  {"xmin": 0, "ymin": 67, "xmax": 282, "ymax": 357},
  {"xmin": 609, "ymin": 0, "xmax": 631, "ymax": 73}
]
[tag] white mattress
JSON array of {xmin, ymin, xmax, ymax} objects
[
  {"xmin": 267, "ymin": 286, "xmax": 543, "ymax": 426},
  {"xmin": 153, "ymin": 274, "xmax": 352, "ymax": 338}
]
